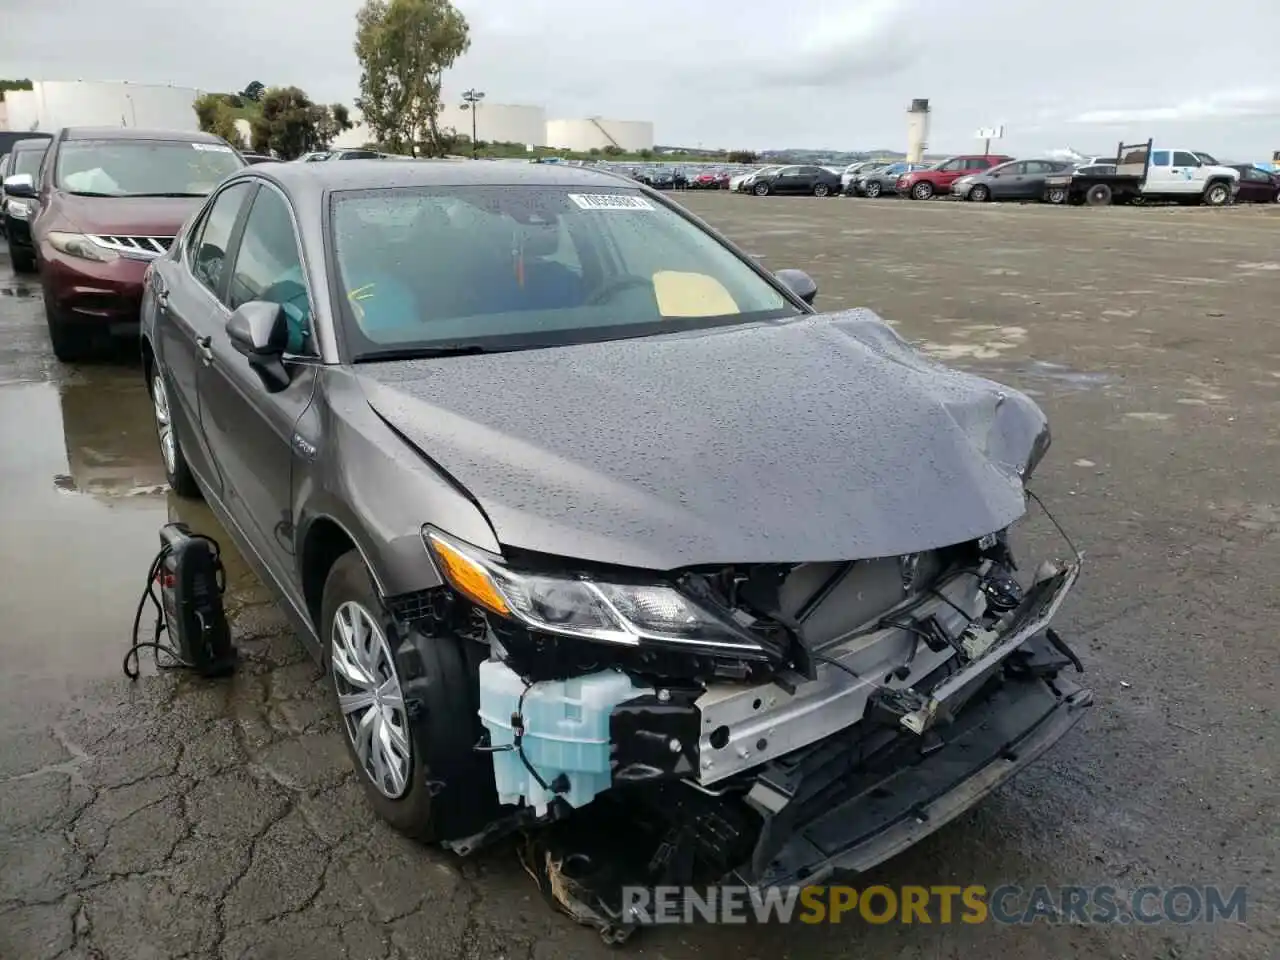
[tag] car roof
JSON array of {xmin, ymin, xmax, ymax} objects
[
  {"xmin": 62, "ymin": 126, "xmax": 227, "ymax": 143},
  {"xmin": 250, "ymin": 157, "xmax": 650, "ymax": 192}
]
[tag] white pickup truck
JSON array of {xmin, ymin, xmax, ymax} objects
[{"xmin": 1045, "ymin": 140, "xmax": 1240, "ymax": 206}]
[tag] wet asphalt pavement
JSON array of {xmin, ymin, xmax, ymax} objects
[{"xmin": 1, "ymin": 196, "xmax": 1277, "ymax": 959}]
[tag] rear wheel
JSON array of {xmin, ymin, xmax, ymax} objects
[
  {"xmin": 1045, "ymin": 186, "xmax": 1068, "ymax": 204},
  {"xmin": 813, "ymin": 182, "xmax": 830, "ymax": 197},
  {"xmin": 1084, "ymin": 183, "xmax": 1113, "ymax": 206},
  {"xmin": 150, "ymin": 367, "xmax": 201, "ymax": 498},
  {"xmin": 1202, "ymin": 181, "xmax": 1230, "ymax": 207},
  {"xmin": 911, "ymin": 181, "xmax": 934, "ymax": 200},
  {"xmin": 969, "ymin": 184, "xmax": 990, "ymax": 202}
]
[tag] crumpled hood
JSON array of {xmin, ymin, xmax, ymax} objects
[{"xmin": 357, "ymin": 309, "xmax": 1048, "ymax": 571}]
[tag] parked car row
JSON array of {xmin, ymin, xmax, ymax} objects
[{"xmin": 732, "ymin": 144, "xmax": 1279, "ymax": 207}]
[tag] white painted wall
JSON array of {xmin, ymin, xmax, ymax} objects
[
  {"xmin": 545, "ymin": 118, "xmax": 654, "ymax": 153},
  {"xmin": 906, "ymin": 104, "xmax": 931, "ymax": 163},
  {"xmin": 3, "ymin": 81, "xmax": 204, "ymax": 133}
]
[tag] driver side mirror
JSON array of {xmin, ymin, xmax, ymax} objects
[
  {"xmin": 3, "ymin": 174, "xmax": 35, "ymax": 199},
  {"xmin": 226, "ymin": 301, "xmax": 291, "ymax": 391},
  {"xmin": 776, "ymin": 268, "xmax": 818, "ymax": 306}
]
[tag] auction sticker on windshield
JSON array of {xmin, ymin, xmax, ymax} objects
[
  {"xmin": 192, "ymin": 143, "xmax": 235, "ymax": 153},
  {"xmin": 567, "ymin": 193, "xmax": 654, "ymax": 211}
]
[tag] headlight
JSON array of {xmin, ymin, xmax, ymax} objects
[
  {"xmin": 47, "ymin": 231, "xmax": 118, "ymax": 263},
  {"xmin": 424, "ymin": 528, "xmax": 770, "ymax": 658},
  {"xmin": 6, "ymin": 199, "xmax": 31, "ymax": 220}
]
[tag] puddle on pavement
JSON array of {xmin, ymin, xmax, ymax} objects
[
  {"xmin": 0, "ymin": 371, "xmax": 256, "ymax": 702},
  {"xmin": 0, "ymin": 282, "xmax": 39, "ymax": 299}
]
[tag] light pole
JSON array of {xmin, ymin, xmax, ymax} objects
[{"xmin": 460, "ymin": 88, "xmax": 484, "ymax": 158}]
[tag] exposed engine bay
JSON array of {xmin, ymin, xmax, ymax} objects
[{"xmin": 407, "ymin": 516, "xmax": 1092, "ymax": 943}]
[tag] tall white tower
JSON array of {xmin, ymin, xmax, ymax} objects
[{"xmin": 906, "ymin": 98, "xmax": 931, "ymax": 163}]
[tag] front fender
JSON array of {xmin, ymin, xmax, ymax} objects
[{"xmin": 294, "ymin": 368, "xmax": 501, "ymax": 600}]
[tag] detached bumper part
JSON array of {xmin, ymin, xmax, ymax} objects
[{"xmin": 734, "ymin": 644, "xmax": 1093, "ymax": 888}]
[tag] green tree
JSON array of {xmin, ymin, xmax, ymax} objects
[
  {"xmin": 0, "ymin": 79, "xmax": 33, "ymax": 93},
  {"xmin": 240, "ymin": 81, "xmax": 266, "ymax": 102},
  {"xmin": 192, "ymin": 93, "xmax": 247, "ymax": 149},
  {"xmin": 353, "ymin": 0, "xmax": 470, "ymax": 157},
  {"xmin": 602, "ymin": 144, "xmax": 624, "ymax": 157},
  {"xmin": 249, "ymin": 87, "xmax": 348, "ymax": 159},
  {"xmin": 728, "ymin": 149, "xmax": 758, "ymax": 164}
]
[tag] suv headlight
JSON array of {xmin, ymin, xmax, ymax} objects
[
  {"xmin": 424, "ymin": 528, "xmax": 770, "ymax": 658},
  {"xmin": 47, "ymin": 232, "xmax": 118, "ymax": 263}
]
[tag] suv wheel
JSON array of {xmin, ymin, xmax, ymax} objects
[
  {"xmin": 1202, "ymin": 181, "xmax": 1230, "ymax": 207},
  {"xmin": 911, "ymin": 181, "xmax": 934, "ymax": 200},
  {"xmin": 150, "ymin": 367, "xmax": 201, "ymax": 498},
  {"xmin": 323, "ymin": 551, "xmax": 495, "ymax": 841},
  {"xmin": 43, "ymin": 298, "xmax": 90, "ymax": 363},
  {"xmin": 8, "ymin": 242, "xmax": 36, "ymax": 274}
]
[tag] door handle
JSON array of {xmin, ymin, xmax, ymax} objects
[
  {"xmin": 154, "ymin": 288, "xmax": 169, "ymax": 309},
  {"xmin": 196, "ymin": 335, "xmax": 213, "ymax": 364}
]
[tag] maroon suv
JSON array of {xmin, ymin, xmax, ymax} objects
[
  {"xmin": 897, "ymin": 154, "xmax": 1014, "ymax": 200},
  {"xmin": 13, "ymin": 126, "xmax": 244, "ymax": 360}
]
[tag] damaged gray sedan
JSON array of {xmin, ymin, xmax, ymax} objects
[{"xmin": 140, "ymin": 159, "xmax": 1092, "ymax": 940}]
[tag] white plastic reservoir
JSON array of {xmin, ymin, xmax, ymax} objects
[{"xmin": 478, "ymin": 659, "xmax": 652, "ymax": 815}]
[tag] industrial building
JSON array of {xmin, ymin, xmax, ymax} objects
[
  {"xmin": 545, "ymin": 118, "xmax": 654, "ymax": 153},
  {"xmin": 0, "ymin": 80, "xmax": 204, "ymax": 133}
]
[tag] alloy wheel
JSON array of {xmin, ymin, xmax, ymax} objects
[
  {"xmin": 331, "ymin": 600, "xmax": 412, "ymax": 799},
  {"xmin": 865, "ymin": 182, "xmax": 882, "ymax": 197},
  {"xmin": 151, "ymin": 374, "xmax": 177, "ymax": 476}
]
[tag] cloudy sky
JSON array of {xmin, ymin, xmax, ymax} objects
[{"xmin": 4, "ymin": 0, "xmax": 1279, "ymax": 157}]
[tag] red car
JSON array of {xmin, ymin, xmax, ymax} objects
[
  {"xmin": 1228, "ymin": 164, "xmax": 1280, "ymax": 203},
  {"xmin": 897, "ymin": 154, "xmax": 1014, "ymax": 200},
  {"xmin": 11, "ymin": 126, "xmax": 244, "ymax": 361}
]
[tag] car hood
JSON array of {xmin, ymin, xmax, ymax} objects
[
  {"xmin": 356, "ymin": 310, "xmax": 1049, "ymax": 571},
  {"xmin": 57, "ymin": 195, "xmax": 204, "ymax": 236}
]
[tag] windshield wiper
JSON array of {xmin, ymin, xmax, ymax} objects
[
  {"xmin": 67, "ymin": 190, "xmax": 122, "ymax": 198},
  {"xmin": 124, "ymin": 192, "xmax": 207, "ymax": 198},
  {"xmin": 356, "ymin": 344, "xmax": 505, "ymax": 361}
]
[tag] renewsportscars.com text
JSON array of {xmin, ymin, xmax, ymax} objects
[{"xmin": 622, "ymin": 884, "xmax": 1248, "ymax": 926}]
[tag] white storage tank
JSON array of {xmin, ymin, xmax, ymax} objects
[
  {"xmin": 545, "ymin": 118, "xmax": 654, "ymax": 153},
  {"xmin": 7, "ymin": 81, "xmax": 204, "ymax": 133},
  {"xmin": 438, "ymin": 102, "xmax": 546, "ymax": 147},
  {"xmin": 3, "ymin": 90, "xmax": 40, "ymax": 133}
]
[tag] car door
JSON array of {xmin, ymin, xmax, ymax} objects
[
  {"xmin": 153, "ymin": 180, "xmax": 256, "ymax": 496},
  {"xmin": 1143, "ymin": 150, "xmax": 1174, "ymax": 194},
  {"xmin": 197, "ymin": 181, "xmax": 319, "ymax": 584},
  {"xmin": 933, "ymin": 158, "xmax": 965, "ymax": 190},
  {"xmin": 1170, "ymin": 151, "xmax": 1204, "ymax": 194},
  {"xmin": 984, "ymin": 162, "xmax": 1020, "ymax": 199},
  {"xmin": 772, "ymin": 166, "xmax": 804, "ymax": 194}
]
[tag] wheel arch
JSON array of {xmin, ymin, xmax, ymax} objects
[{"xmin": 299, "ymin": 514, "xmax": 384, "ymax": 637}]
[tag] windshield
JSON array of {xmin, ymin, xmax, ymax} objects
[
  {"xmin": 331, "ymin": 185, "xmax": 800, "ymax": 358},
  {"xmin": 13, "ymin": 148, "xmax": 45, "ymax": 178},
  {"xmin": 56, "ymin": 139, "xmax": 244, "ymax": 196}
]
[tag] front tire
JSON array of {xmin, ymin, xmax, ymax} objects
[
  {"xmin": 863, "ymin": 181, "xmax": 882, "ymax": 198},
  {"xmin": 44, "ymin": 298, "xmax": 90, "ymax": 363},
  {"xmin": 323, "ymin": 551, "xmax": 494, "ymax": 842},
  {"xmin": 911, "ymin": 181, "xmax": 934, "ymax": 200},
  {"xmin": 753, "ymin": 182, "xmax": 770, "ymax": 196},
  {"xmin": 150, "ymin": 368, "xmax": 201, "ymax": 498},
  {"xmin": 969, "ymin": 184, "xmax": 990, "ymax": 202}
]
